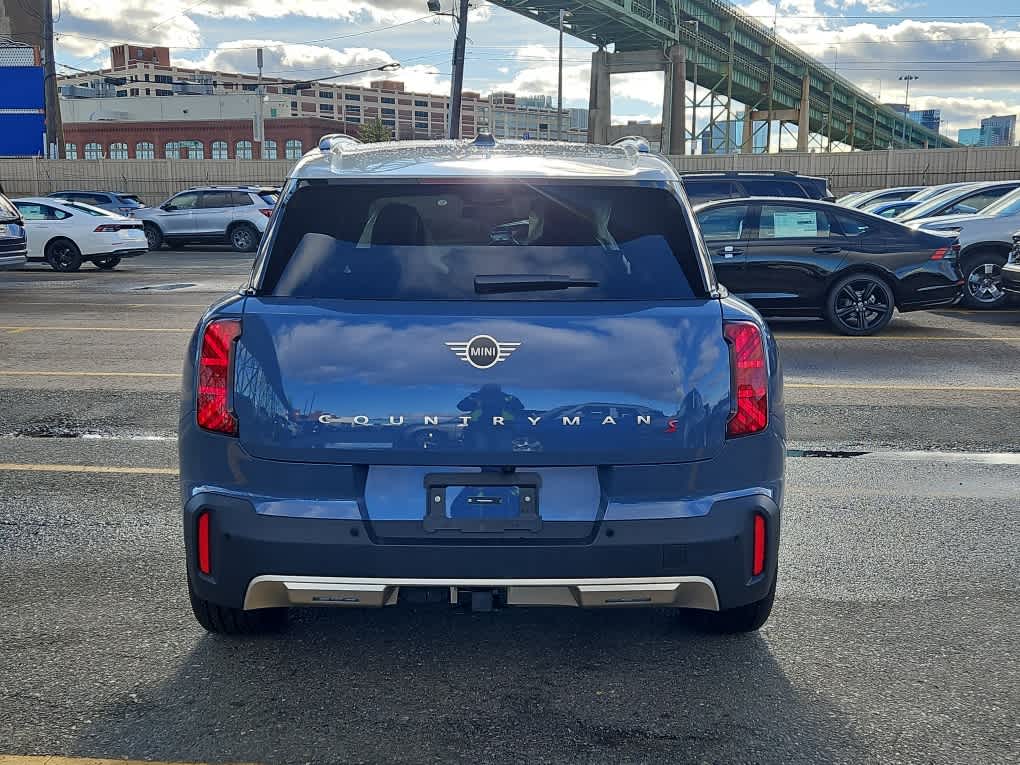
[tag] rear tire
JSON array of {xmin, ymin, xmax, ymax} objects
[
  {"xmin": 143, "ymin": 223, "xmax": 163, "ymax": 251},
  {"xmin": 92, "ymin": 255, "xmax": 121, "ymax": 270},
  {"xmin": 229, "ymin": 223, "xmax": 259, "ymax": 253},
  {"xmin": 45, "ymin": 239, "xmax": 83, "ymax": 272},
  {"xmin": 961, "ymin": 252, "xmax": 1008, "ymax": 309},
  {"xmin": 686, "ymin": 574, "xmax": 777, "ymax": 634},
  {"xmin": 188, "ymin": 580, "xmax": 288, "ymax": 635},
  {"xmin": 824, "ymin": 273, "xmax": 895, "ymax": 336}
]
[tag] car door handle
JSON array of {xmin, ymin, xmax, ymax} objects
[
  {"xmin": 813, "ymin": 246, "xmax": 842, "ymax": 254},
  {"xmin": 715, "ymin": 247, "xmax": 745, "ymax": 258}
]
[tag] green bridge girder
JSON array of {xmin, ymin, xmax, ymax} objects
[{"xmin": 494, "ymin": 0, "xmax": 957, "ymax": 150}]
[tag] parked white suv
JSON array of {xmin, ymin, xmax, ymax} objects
[
  {"xmin": 910, "ymin": 187, "xmax": 1020, "ymax": 308},
  {"xmin": 135, "ymin": 186, "xmax": 278, "ymax": 252}
]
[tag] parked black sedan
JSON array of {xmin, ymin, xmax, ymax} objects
[{"xmin": 695, "ymin": 198, "xmax": 964, "ymax": 335}]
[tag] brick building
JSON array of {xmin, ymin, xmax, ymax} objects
[{"xmin": 61, "ymin": 116, "xmax": 356, "ymax": 160}]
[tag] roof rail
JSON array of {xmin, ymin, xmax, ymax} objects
[
  {"xmin": 677, "ymin": 170, "xmax": 797, "ymax": 177},
  {"xmin": 319, "ymin": 133, "xmax": 362, "ymax": 152},
  {"xmin": 610, "ymin": 135, "xmax": 651, "ymax": 154}
]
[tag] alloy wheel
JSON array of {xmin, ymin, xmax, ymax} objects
[
  {"xmin": 832, "ymin": 278, "xmax": 893, "ymax": 332},
  {"xmin": 966, "ymin": 262, "xmax": 1004, "ymax": 304},
  {"xmin": 231, "ymin": 226, "xmax": 255, "ymax": 252}
]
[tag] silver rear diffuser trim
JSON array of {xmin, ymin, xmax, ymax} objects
[{"xmin": 244, "ymin": 575, "xmax": 719, "ymax": 611}]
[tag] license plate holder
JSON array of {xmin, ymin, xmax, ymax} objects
[{"xmin": 423, "ymin": 472, "xmax": 541, "ymax": 533}]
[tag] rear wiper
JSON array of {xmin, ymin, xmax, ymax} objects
[{"xmin": 474, "ymin": 274, "xmax": 599, "ymax": 294}]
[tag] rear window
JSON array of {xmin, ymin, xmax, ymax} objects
[
  {"xmin": 261, "ymin": 182, "xmax": 705, "ymax": 300},
  {"xmin": 681, "ymin": 179, "xmax": 739, "ymax": 205},
  {"xmin": 0, "ymin": 194, "xmax": 17, "ymax": 222},
  {"xmin": 742, "ymin": 179, "xmax": 807, "ymax": 198},
  {"xmin": 116, "ymin": 194, "xmax": 143, "ymax": 206},
  {"xmin": 258, "ymin": 192, "xmax": 279, "ymax": 206}
]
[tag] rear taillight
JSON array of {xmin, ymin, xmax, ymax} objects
[
  {"xmin": 94, "ymin": 224, "xmax": 120, "ymax": 232},
  {"xmin": 752, "ymin": 513, "xmax": 766, "ymax": 576},
  {"xmin": 197, "ymin": 319, "xmax": 241, "ymax": 435},
  {"xmin": 258, "ymin": 208, "xmax": 273, "ymax": 218},
  {"xmin": 724, "ymin": 321, "xmax": 768, "ymax": 438},
  {"xmin": 197, "ymin": 511, "xmax": 212, "ymax": 575}
]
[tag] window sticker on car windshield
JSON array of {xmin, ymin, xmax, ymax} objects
[{"xmin": 773, "ymin": 211, "xmax": 818, "ymax": 237}]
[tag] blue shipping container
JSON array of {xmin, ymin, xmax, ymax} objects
[{"xmin": 0, "ymin": 66, "xmax": 45, "ymax": 110}]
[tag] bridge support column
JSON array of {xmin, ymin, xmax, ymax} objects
[
  {"xmin": 797, "ymin": 73, "xmax": 810, "ymax": 152},
  {"xmin": 741, "ymin": 115, "xmax": 753, "ymax": 153},
  {"xmin": 667, "ymin": 45, "xmax": 686, "ymax": 155},
  {"xmin": 588, "ymin": 50, "xmax": 611, "ymax": 145}
]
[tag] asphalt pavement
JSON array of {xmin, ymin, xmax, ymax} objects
[{"xmin": 1, "ymin": 250, "xmax": 1018, "ymax": 764}]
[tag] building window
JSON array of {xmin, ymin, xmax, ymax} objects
[
  {"xmin": 135, "ymin": 141, "xmax": 154, "ymax": 159},
  {"xmin": 319, "ymin": 91, "xmax": 333, "ymax": 99},
  {"xmin": 261, "ymin": 139, "xmax": 277, "ymax": 159},
  {"xmin": 242, "ymin": 84, "xmax": 257, "ymax": 91},
  {"xmin": 155, "ymin": 74, "xmax": 172, "ymax": 84},
  {"xmin": 346, "ymin": 105, "xmax": 361, "ymax": 115},
  {"xmin": 164, "ymin": 141, "xmax": 180, "ymax": 160},
  {"xmin": 381, "ymin": 97, "xmax": 395, "ymax": 104},
  {"xmin": 345, "ymin": 93, "xmax": 361, "ymax": 101},
  {"xmin": 109, "ymin": 142, "xmax": 128, "ymax": 159},
  {"xmin": 415, "ymin": 121, "xmax": 428, "ymax": 130},
  {"xmin": 381, "ymin": 108, "xmax": 395, "ymax": 116},
  {"xmin": 282, "ymin": 87, "xmax": 297, "ymax": 95},
  {"xmin": 285, "ymin": 139, "xmax": 303, "ymax": 159},
  {"xmin": 347, "ymin": 116, "xmax": 361, "ymax": 124},
  {"xmin": 116, "ymin": 90, "xmax": 127, "ymax": 97},
  {"xmin": 235, "ymin": 140, "xmax": 253, "ymax": 160},
  {"xmin": 319, "ymin": 103, "xmax": 334, "ymax": 113},
  {"xmin": 211, "ymin": 141, "xmax": 228, "ymax": 160},
  {"xmin": 155, "ymin": 89, "xmax": 172, "ymax": 96},
  {"xmin": 84, "ymin": 142, "xmax": 103, "ymax": 160},
  {"xmin": 183, "ymin": 141, "xmax": 204, "ymax": 159},
  {"xmin": 129, "ymin": 88, "xmax": 139, "ymax": 96},
  {"xmin": 414, "ymin": 110, "xmax": 428, "ymax": 119},
  {"xmin": 414, "ymin": 99, "xmax": 428, "ymax": 107},
  {"xmin": 382, "ymin": 119, "xmax": 395, "ymax": 127},
  {"xmin": 64, "ymin": 143, "xmax": 77, "ymax": 159}
]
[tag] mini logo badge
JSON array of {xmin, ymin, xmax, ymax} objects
[{"xmin": 446, "ymin": 335, "xmax": 521, "ymax": 369}]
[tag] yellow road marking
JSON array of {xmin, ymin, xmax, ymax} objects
[
  {"xmin": 0, "ymin": 463, "xmax": 177, "ymax": 475},
  {"xmin": 6, "ymin": 300, "xmax": 210, "ymax": 308},
  {"xmin": 0, "ymin": 326, "xmax": 190, "ymax": 333},
  {"xmin": 0, "ymin": 758, "xmax": 251, "ymax": 765},
  {"xmin": 787, "ymin": 382, "xmax": 1020, "ymax": 392},
  {"xmin": 0, "ymin": 371, "xmax": 177, "ymax": 378}
]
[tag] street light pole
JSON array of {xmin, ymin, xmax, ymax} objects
[
  {"xmin": 557, "ymin": 9, "xmax": 567, "ymax": 141},
  {"xmin": 899, "ymin": 74, "xmax": 918, "ymax": 110}
]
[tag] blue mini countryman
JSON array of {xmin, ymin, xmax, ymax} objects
[{"xmin": 179, "ymin": 135, "xmax": 785, "ymax": 635}]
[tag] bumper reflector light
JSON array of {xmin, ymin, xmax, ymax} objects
[
  {"xmin": 752, "ymin": 513, "xmax": 766, "ymax": 577},
  {"xmin": 197, "ymin": 511, "xmax": 211, "ymax": 575}
]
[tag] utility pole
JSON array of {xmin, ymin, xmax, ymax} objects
[
  {"xmin": 447, "ymin": 0, "xmax": 470, "ymax": 139},
  {"xmin": 42, "ymin": 0, "xmax": 63, "ymax": 158},
  {"xmin": 253, "ymin": 48, "xmax": 265, "ymax": 155},
  {"xmin": 557, "ymin": 9, "xmax": 567, "ymax": 141}
]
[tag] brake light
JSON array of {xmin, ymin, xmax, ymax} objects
[
  {"xmin": 197, "ymin": 511, "xmax": 212, "ymax": 575},
  {"xmin": 931, "ymin": 243, "xmax": 960, "ymax": 260},
  {"xmin": 258, "ymin": 208, "xmax": 273, "ymax": 218},
  {"xmin": 197, "ymin": 319, "xmax": 241, "ymax": 435},
  {"xmin": 724, "ymin": 321, "xmax": 768, "ymax": 438},
  {"xmin": 94, "ymin": 224, "xmax": 120, "ymax": 232},
  {"xmin": 752, "ymin": 513, "xmax": 766, "ymax": 576}
]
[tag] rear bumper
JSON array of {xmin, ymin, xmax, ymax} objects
[
  {"xmin": 1003, "ymin": 263, "xmax": 1020, "ymax": 295},
  {"xmin": 185, "ymin": 491, "xmax": 780, "ymax": 613}
]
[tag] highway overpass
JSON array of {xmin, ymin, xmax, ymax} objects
[{"xmin": 492, "ymin": 0, "xmax": 957, "ymax": 153}]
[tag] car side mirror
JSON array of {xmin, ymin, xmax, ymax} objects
[{"xmin": 161, "ymin": 203, "xmax": 174, "ymax": 211}]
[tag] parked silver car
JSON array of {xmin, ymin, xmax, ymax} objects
[
  {"xmin": 898, "ymin": 181, "xmax": 1020, "ymax": 224},
  {"xmin": 47, "ymin": 190, "xmax": 145, "ymax": 216},
  {"xmin": 134, "ymin": 186, "xmax": 278, "ymax": 252},
  {"xmin": 910, "ymin": 187, "xmax": 1020, "ymax": 308}
]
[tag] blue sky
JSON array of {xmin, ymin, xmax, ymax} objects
[{"xmin": 53, "ymin": 0, "xmax": 1020, "ymax": 136}]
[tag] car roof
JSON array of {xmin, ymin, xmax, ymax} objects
[
  {"xmin": 678, "ymin": 170, "xmax": 827, "ymax": 182},
  {"xmin": 47, "ymin": 190, "xmax": 133, "ymax": 196},
  {"xmin": 693, "ymin": 196, "xmax": 845, "ymax": 211},
  {"xmin": 292, "ymin": 136, "xmax": 679, "ymax": 182}
]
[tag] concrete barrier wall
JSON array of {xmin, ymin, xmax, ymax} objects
[
  {"xmin": 2, "ymin": 146, "xmax": 1020, "ymax": 202},
  {"xmin": 0, "ymin": 158, "xmax": 293, "ymax": 205}
]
